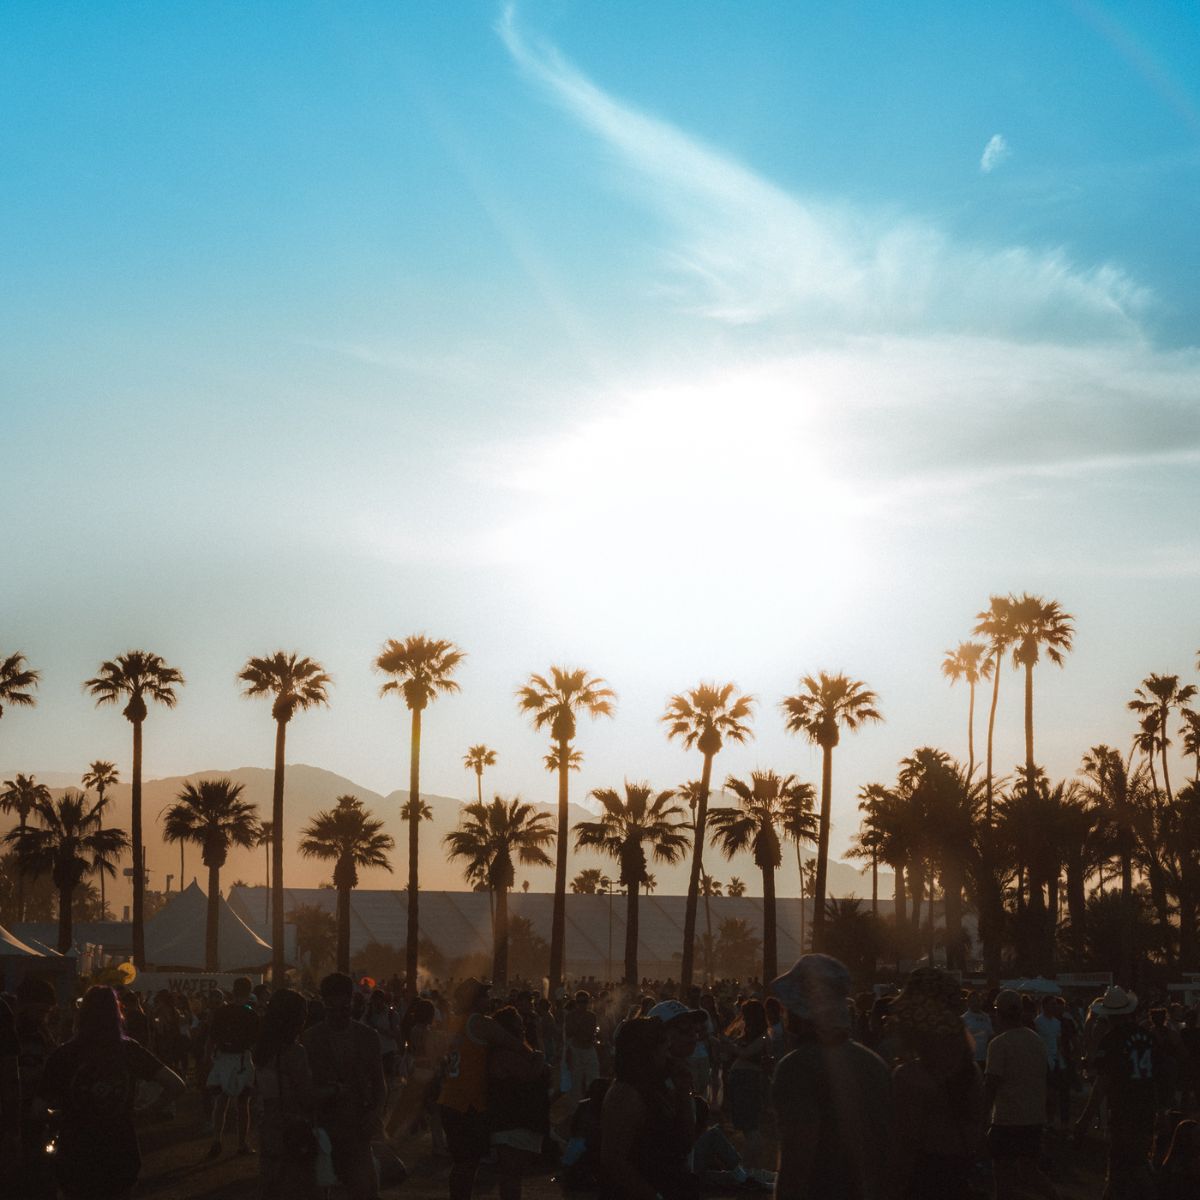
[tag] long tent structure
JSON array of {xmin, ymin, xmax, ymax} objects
[
  {"xmin": 142, "ymin": 880, "xmax": 273, "ymax": 971},
  {"xmin": 0, "ymin": 923, "xmax": 75, "ymax": 998}
]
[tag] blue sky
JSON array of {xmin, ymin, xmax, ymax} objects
[{"xmin": 3, "ymin": 2, "xmax": 1199, "ymax": 862}]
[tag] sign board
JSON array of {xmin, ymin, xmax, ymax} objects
[
  {"xmin": 133, "ymin": 972, "xmax": 261, "ymax": 997},
  {"xmin": 1056, "ymin": 973, "xmax": 1113, "ymax": 988}
]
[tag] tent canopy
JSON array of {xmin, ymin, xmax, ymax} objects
[
  {"xmin": 0, "ymin": 925, "xmax": 44, "ymax": 957},
  {"xmin": 145, "ymin": 881, "xmax": 271, "ymax": 971}
]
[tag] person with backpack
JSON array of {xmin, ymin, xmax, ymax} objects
[{"xmin": 36, "ymin": 986, "xmax": 185, "ymax": 1200}]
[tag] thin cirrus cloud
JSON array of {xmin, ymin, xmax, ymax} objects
[
  {"xmin": 980, "ymin": 133, "xmax": 1011, "ymax": 173},
  {"xmin": 497, "ymin": 6, "xmax": 1146, "ymax": 342}
]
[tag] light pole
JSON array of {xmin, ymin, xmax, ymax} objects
[{"xmin": 165, "ymin": 873, "xmax": 174, "ymax": 894}]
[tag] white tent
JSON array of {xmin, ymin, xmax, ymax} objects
[
  {"xmin": 0, "ymin": 924, "xmax": 44, "ymax": 957},
  {"xmin": 145, "ymin": 881, "xmax": 271, "ymax": 971}
]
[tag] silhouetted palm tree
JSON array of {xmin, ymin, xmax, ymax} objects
[
  {"xmin": 445, "ymin": 797, "xmax": 554, "ymax": 985},
  {"xmin": 662, "ymin": 683, "xmax": 755, "ymax": 986},
  {"xmin": 1179, "ymin": 709, "xmax": 1200, "ymax": 784},
  {"xmin": 288, "ymin": 903, "xmax": 337, "ymax": 974},
  {"xmin": 238, "ymin": 651, "xmax": 330, "ymax": 982},
  {"xmin": 1128, "ymin": 674, "xmax": 1196, "ymax": 806},
  {"xmin": 163, "ymin": 779, "xmax": 260, "ymax": 971},
  {"xmin": 781, "ymin": 672, "xmax": 881, "ymax": 952},
  {"xmin": 5, "ymin": 789, "xmax": 127, "ymax": 951},
  {"xmin": 517, "ymin": 666, "xmax": 614, "ymax": 991},
  {"xmin": 574, "ymin": 783, "xmax": 690, "ymax": 985},
  {"xmin": 85, "ymin": 651, "xmax": 184, "ymax": 967},
  {"xmin": 81, "ymin": 761, "xmax": 119, "ymax": 916},
  {"xmin": 711, "ymin": 771, "xmax": 815, "ymax": 981},
  {"xmin": 0, "ymin": 652, "xmax": 39, "ymax": 725},
  {"xmin": 299, "ymin": 795, "xmax": 394, "ymax": 974},
  {"xmin": 1004, "ymin": 594, "xmax": 1074, "ymax": 776},
  {"xmin": 571, "ymin": 867, "xmax": 604, "ymax": 894},
  {"xmin": 0, "ymin": 774, "xmax": 52, "ymax": 922},
  {"xmin": 727, "ymin": 876, "xmax": 746, "ymax": 898},
  {"xmin": 463, "ymin": 745, "xmax": 498, "ymax": 805},
  {"xmin": 941, "ymin": 642, "xmax": 993, "ymax": 780},
  {"xmin": 256, "ymin": 820, "xmax": 274, "ymax": 927}
]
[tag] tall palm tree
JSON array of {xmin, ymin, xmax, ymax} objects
[
  {"xmin": 299, "ymin": 795, "xmax": 394, "ymax": 974},
  {"xmin": 781, "ymin": 672, "xmax": 881, "ymax": 952},
  {"xmin": 0, "ymin": 652, "xmax": 39, "ymax": 725},
  {"xmin": 445, "ymin": 797, "xmax": 554, "ymax": 986},
  {"xmin": 1004, "ymin": 594, "xmax": 1074, "ymax": 776},
  {"xmin": 238, "ymin": 651, "xmax": 330, "ymax": 982},
  {"xmin": 5, "ymin": 790, "xmax": 127, "ymax": 951},
  {"xmin": 256, "ymin": 820, "xmax": 274, "ymax": 927},
  {"xmin": 941, "ymin": 642, "xmax": 993, "ymax": 780},
  {"xmin": 376, "ymin": 635, "xmax": 464, "ymax": 995},
  {"xmin": 1128, "ymin": 674, "xmax": 1196, "ymax": 807},
  {"xmin": 463, "ymin": 745, "xmax": 498, "ymax": 805},
  {"xmin": 81, "ymin": 761, "xmax": 119, "ymax": 916},
  {"xmin": 854, "ymin": 783, "xmax": 907, "ymax": 927},
  {"xmin": 574, "ymin": 783, "xmax": 690, "ymax": 985},
  {"xmin": 0, "ymin": 774, "xmax": 52, "ymax": 922},
  {"xmin": 162, "ymin": 779, "xmax": 260, "ymax": 971},
  {"xmin": 661, "ymin": 683, "xmax": 755, "ymax": 987},
  {"xmin": 518, "ymin": 666, "xmax": 615, "ymax": 991},
  {"xmin": 710, "ymin": 770, "xmax": 816, "ymax": 981},
  {"xmin": 85, "ymin": 651, "xmax": 184, "ymax": 967}
]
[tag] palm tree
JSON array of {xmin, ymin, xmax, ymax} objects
[
  {"xmin": 781, "ymin": 672, "xmax": 881, "ymax": 952},
  {"xmin": 848, "ymin": 784, "xmax": 889, "ymax": 917},
  {"xmin": 1128, "ymin": 674, "xmax": 1196, "ymax": 806},
  {"xmin": 727, "ymin": 876, "xmax": 746, "ymax": 898},
  {"xmin": 445, "ymin": 797, "xmax": 554, "ymax": 986},
  {"xmin": 1004, "ymin": 594, "xmax": 1074, "ymax": 776},
  {"xmin": 941, "ymin": 642, "xmax": 993, "ymax": 780},
  {"xmin": 574, "ymin": 783, "xmax": 690, "ymax": 985},
  {"xmin": 463, "ymin": 745, "xmax": 498, "ymax": 805},
  {"xmin": 238, "ymin": 651, "xmax": 331, "ymax": 981},
  {"xmin": 162, "ymin": 779, "xmax": 260, "ymax": 971},
  {"xmin": 0, "ymin": 652, "xmax": 39, "ymax": 725},
  {"xmin": 517, "ymin": 666, "xmax": 615, "ymax": 991},
  {"xmin": 375, "ymin": 636, "xmax": 463, "ymax": 994},
  {"xmin": 1179, "ymin": 709, "xmax": 1200, "ymax": 784},
  {"xmin": 571, "ymin": 867, "xmax": 604, "ymax": 894},
  {"xmin": 299, "ymin": 795, "xmax": 394, "ymax": 974},
  {"xmin": 81, "ymin": 761, "xmax": 119, "ymax": 916},
  {"xmin": 643, "ymin": 873, "xmax": 657, "ymax": 895},
  {"xmin": 661, "ymin": 683, "xmax": 755, "ymax": 987},
  {"xmin": 710, "ymin": 771, "xmax": 816, "ymax": 981},
  {"xmin": 1, "ymin": 774, "xmax": 52, "ymax": 922},
  {"xmin": 287, "ymin": 903, "xmax": 337, "ymax": 975},
  {"xmin": 256, "ymin": 820, "xmax": 274, "ymax": 926},
  {"xmin": 85, "ymin": 651, "xmax": 184, "ymax": 967},
  {"xmin": 5, "ymin": 790, "xmax": 127, "ymax": 951}
]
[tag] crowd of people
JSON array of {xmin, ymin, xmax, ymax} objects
[{"xmin": 1, "ymin": 958, "xmax": 1200, "ymax": 1199}]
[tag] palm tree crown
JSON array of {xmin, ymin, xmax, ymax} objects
[
  {"xmin": 0, "ymin": 652, "xmax": 40, "ymax": 718},
  {"xmin": 82, "ymin": 761, "xmax": 119, "ymax": 802},
  {"xmin": 1, "ymin": 773, "xmax": 52, "ymax": 825},
  {"xmin": 376, "ymin": 636, "xmax": 465, "ymax": 711},
  {"xmin": 575, "ymin": 783, "xmax": 690, "ymax": 891},
  {"xmin": 463, "ymin": 744, "xmax": 498, "ymax": 804},
  {"xmin": 942, "ymin": 640, "xmax": 994, "ymax": 778},
  {"xmin": 1128, "ymin": 673, "xmax": 1196, "ymax": 805},
  {"xmin": 299, "ymin": 795, "xmax": 395, "ymax": 889},
  {"xmin": 163, "ymin": 779, "xmax": 261, "ymax": 871},
  {"xmin": 85, "ymin": 650, "xmax": 184, "ymax": 723},
  {"xmin": 238, "ymin": 652, "xmax": 331, "ymax": 722}
]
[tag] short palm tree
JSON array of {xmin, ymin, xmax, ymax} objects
[
  {"xmin": 661, "ymin": 683, "xmax": 755, "ymax": 986},
  {"xmin": 463, "ymin": 745, "xmax": 498, "ymax": 804},
  {"xmin": 727, "ymin": 876, "xmax": 746, "ymax": 898},
  {"xmin": 85, "ymin": 651, "xmax": 184, "ymax": 967},
  {"xmin": 81, "ymin": 761, "xmax": 119, "ymax": 916},
  {"xmin": 238, "ymin": 651, "xmax": 331, "ymax": 981},
  {"xmin": 710, "ymin": 771, "xmax": 816, "ymax": 981},
  {"xmin": 781, "ymin": 672, "xmax": 881, "ymax": 952},
  {"xmin": 1004, "ymin": 594, "xmax": 1074, "ymax": 776},
  {"xmin": 162, "ymin": 779, "xmax": 260, "ymax": 971},
  {"xmin": 1, "ymin": 774, "xmax": 52, "ymax": 921},
  {"xmin": 517, "ymin": 666, "xmax": 615, "ymax": 990},
  {"xmin": 287, "ymin": 903, "xmax": 337, "ymax": 974},
  {"xmin": 5, "ymin": 789, "xmax": 127, "ymax": 951},
  {"xmin": 256, "ymin": 820, "xmax": 274, "ymax": 927},
  {"xmin": 445, "ymin": 797, "xmax": 554, "ymax": 985},
  {"xmin": 1128, "ymin": 674, "xmax": 1196, "ymax": 806},
  {"xmin": 574, "ymin": 783, "xmax": 690, "ymax": 985},
  {"xmin": 571, "ymin": 867, "xmax": 604, "ymax": 894},
  {"xmin": 1179, "ymin": 709, "xmax": 1200, "ymax": 784},
  {"xmin": 941, "ymin": 642, "xmax": 993, "ymax": 780},
  {"xmin": 299, "ymin": 795, "xmax": 394, "ymax": 974},
  {"xmin": 0, "ymin": 652, "xmax": 39, "ymax": 725},
  {"xmin": 376, "ymin": 635, "xmax": 464, "ymax": 994}
]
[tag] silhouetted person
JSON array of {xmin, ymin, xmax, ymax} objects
[{"xmin": 206, "ymin": 977, "xmax": 259, "ymax": 1158}]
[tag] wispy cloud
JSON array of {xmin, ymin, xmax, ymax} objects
[
  {"xmin": 980, "ymin": 133, "xmax": 1011, "ymax": 173},
  {"xmin": 497, "ymin": 6, "xmax": 1147, "ymax": 341}
]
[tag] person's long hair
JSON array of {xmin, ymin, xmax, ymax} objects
[
  {"xmin": 253, "ymin": 988, "xmax": 307, "ymax": 1066},
  {"xmin": 613, "ymin": 1018, "xmax": 666, "ymax": 1096},
  {"xmin": 727, "ymin": 998, "xmax": 767, "ymax": 1042},
  {"xmin": 75, "ymin": 986, "xmax": 127, "ymax": 1048}
]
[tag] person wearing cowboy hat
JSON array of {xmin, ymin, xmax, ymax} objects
[{"xmin": 1074, "ymin": 986, "xmax": 1157, "ymax": 1199}]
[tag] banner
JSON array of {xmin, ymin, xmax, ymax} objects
[{"xmin": 133, "ymin": 971, "xmax": 261, "ymax": 996}]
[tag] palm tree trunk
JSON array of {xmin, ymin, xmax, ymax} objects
[
  {"xmin": 131, "ymin": 717, "xmax": 145, "ymax": 969},
  {"xmin": 944, "ymin": 862, "xmax": 964, "ymax": 970},
  {"xmin": 336, "ymin": 882, "xmax": 351, "ymax": 975},
  {"xmin": 206, "ymin": 861, "xmax": 221, "ymax": 971},
  {"xmin": 893, "ymin": 861, "xmax": 906, "ymax": 926},
  {"xmin": 264, "ymin": 840, "xmax": 270, "ymax": 928},
  {"xmin": 927, "ymin": 876, "xmax": 936, "ymax": 961},
  {"xmin": 871, "ymin": 851, "xmax": 878, "ymax": 916},
  {"xmin": 97, "ymin": 789, "xmax": 106, "ymax": 915},
  {"xmin": 680, "ymin": 751, "xmax": 714, "ymax": 987},
  {"xmin": 1024, "ymin": 661, "xmax": 1035, "ymax": 776},
  {"xmin": 56, "ymin": 881, "xmax": 73, "ymax": 953},
  {"xmin": 548, "ymin": 738, "xmax": 570, "ymax": 994},
  {"xmin": 406, "ymin": 707, "xmax": 422, "ymax": 997},
  {"xmin": 624, "ymin": 880, "xmax": 640, "ymax": 986},
  {"xmin": 494, "ymin": 884, "xmax": 509, "ymax": 987},
  {"xmin": 1066, "ymin": 860, "xmax": 1086, "ymax": 963},
  {"xmin": 762, "ymin": 863, "xmax": 777, "ymax": 982},
  {"xmin": 796, "ymin": 844, "xmax": 807, "ymax": 950},
  {"xmin": 701, "ymin": 873, "xmax": 714, "ymax": 981},
  {"xmin": 476, "ymin": 770, "xmax": 483, "ymax": 806},
  {"xmin": 1160, "ymin": 716, "xmax": 1174, "ymax": 806},
  {"xmin": 811, "ymin": 744, "xmax": 834, "ymax": 953},
  {"xmin": 16, "ymin": 811, "xmax": 27, "ymax": 923},
  {"xmin": 967, "ymin": 680, "xmax": 976, "ymax": 780},
  {"xmin": 982, "ymin": 652, "xmax": 1003, "ymax": 980},
  {"xmin": 271, "ymin": 718, "xmax": 287, "ymax": 983}
]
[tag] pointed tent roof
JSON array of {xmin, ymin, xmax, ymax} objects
[
  {"xmin": 145, "ymin": 880, "xmax": 271, "ymax": 970},
  {"xmin": 0, "ymin": 925, "xmax": 44, "ymax": 957}
]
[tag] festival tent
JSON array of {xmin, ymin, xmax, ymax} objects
[
  {"xmin": 145, "ymin": 880, "xmax": 272, "ymax": 971},
  {"xmin": 0, "ymin": 923, "xmax": 76, "ymax": 998}
]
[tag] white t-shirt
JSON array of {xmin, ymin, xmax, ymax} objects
[{"xmin": 963, "ymin": 1010, "xmax": 993, "ymax": 1062}]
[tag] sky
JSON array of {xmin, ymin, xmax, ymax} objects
[{"xmin": 3, "ymin": 1, "xmax": 1199, "ymax": 865}]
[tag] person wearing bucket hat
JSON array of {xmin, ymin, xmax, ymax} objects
[{"xmin": 768, "ymin": 955, "xmax": 893, "ymax": 1199}]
